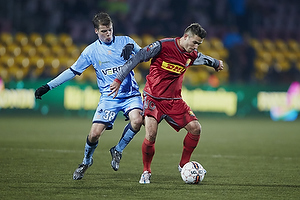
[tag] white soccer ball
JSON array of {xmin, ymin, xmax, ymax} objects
[{"xmin": 181, "ymin": 161, "xmax": 206, "ymax": 184}]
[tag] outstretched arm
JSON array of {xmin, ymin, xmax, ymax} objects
[{"xmin": 35, "ymin": 68, "xmax": 77, "ymax": 99}]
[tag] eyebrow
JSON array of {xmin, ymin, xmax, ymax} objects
[
  {"xmin": 100, "ymin": 28, "xmax": 112, "ymax": 33},
  {"xmin": 194, "ymin": 40, "xmax": 203, "ymax": 45}
]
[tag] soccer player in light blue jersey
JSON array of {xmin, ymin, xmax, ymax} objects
[{"xmin": 35, "ymin": 12, "xmax": 143, "ymax": 180}]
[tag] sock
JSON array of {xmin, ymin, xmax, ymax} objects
[
  {"xmin": 83, "ymin": 136, "xmax": 98, "ymax": 165},
  {"xmin": 179, "ymin": 132, "xmax": 200, "ymax": 167},
  {"xmin": 142, "ymin": 138, "xmax": 155, "ymax": 173},
  {"xmin": 115, "ymin": 123, "xmax": 138, "ymax": 153}
]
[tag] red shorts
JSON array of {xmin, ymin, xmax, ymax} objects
[{"xmin": 142, "ymin": 94, "xmax": 198, "ymax": 132}]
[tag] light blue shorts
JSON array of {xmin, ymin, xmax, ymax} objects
[{"xmin": 92, "ymin": 95, "xmax": 143, "ymax": 130}]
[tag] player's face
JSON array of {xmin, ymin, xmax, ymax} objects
[
  {"xmin": 184, "ymin": 34, "xmax": 204, "ymax": 53},
  {"xmin": 95, "ymin": 23, "xmax": 113, "ymax": 43}
]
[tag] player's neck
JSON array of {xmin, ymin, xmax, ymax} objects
[{"xmin": 177, "ymin": 37, "xmax": 186, "ymax": 52}]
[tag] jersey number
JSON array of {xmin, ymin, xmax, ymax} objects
[{"xmin": 103, "ymin": 110, "xmax": 116, "ymax": 121}]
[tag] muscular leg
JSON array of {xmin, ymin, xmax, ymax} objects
[
  {"xmin": 115, "ymin": 109, "xmax": 143, "ymax": 152},
  {"xmin": 73, "ymin": 123, "xmax": 106, "ymax": 180},
  {"xmin": 83, "ymin": 123, "xmax": 106, "ymax": 165},
  {"xmin": 142, "ymin": 116, "xmax": 158, "ymax": 172},
  {"xmin": 179, "ymin": 120, "xmax": 201, "ymax": 167}
]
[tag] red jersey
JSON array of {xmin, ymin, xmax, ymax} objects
[
  {"xmin": 115, "ymin": 37, "xmax": 220, "ymax": 100},
  {"xmin": 144, "ymin": 38, "xmax": 197, "ymax": 99}
]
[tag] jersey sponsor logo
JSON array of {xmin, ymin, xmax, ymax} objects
[
  {"xmin": 161, "ymin": 61, "xmax": 186, "ymax": 74},
  {"xmin": 102, "ymin": 66, "xmax": 122, "ymax": 75},
  {"xmin": 99, "ymin": 60, "xmax": 110, "ymax": 66}
]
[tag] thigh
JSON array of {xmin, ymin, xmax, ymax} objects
[
  {"xmin": 144, "ymin": 115, "xmax": 158, "ymax": 142},
  {"xmin": 142, "ymin": 94, "xmax": 164, "ymax": 123},
  {"xmin": 165, "ymin": 99, "xmax": 198, "ymax": 132},
  {"xmin": 92, "ymin": 97, "xmax": 121, "ymax": 130},
  {"xmin": 122, "ymin": 95, "xmax": 143, "ymax": 120}
]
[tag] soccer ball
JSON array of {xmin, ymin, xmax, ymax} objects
[{"xmin": 181, "ymin": 161, "xmax": 206, "ymax": 184}]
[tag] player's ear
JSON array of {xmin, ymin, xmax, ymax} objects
[
  {"xmin": 183, "ymin": 33, "xmax": 189, "ymax": 40},
  {"xmin": 95, "ymin": 28, "xmax": 98, "ymax": 34}
]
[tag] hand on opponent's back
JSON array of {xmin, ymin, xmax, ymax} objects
[{"xmin": 109, "ymin": 80, "xmax": 121, "ymax": 99}]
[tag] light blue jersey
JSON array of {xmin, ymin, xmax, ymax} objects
[
  {"xmin": 71, "ymin": 36, "xmax": 141, "ymax": 98},
  {"xmin": 47, "ymin": 35, "xmax": 143, "ymax": 128}
]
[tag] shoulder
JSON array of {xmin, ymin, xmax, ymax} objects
[
  {"xmin": 190, "ymin": 50, "xmax": 198, "ymax": 57},
  {"xmin": 114, "ymin": 35, "xmax": 141, "ymax": 50},
  {"xmin": 160, "ymin": 38, "xmax": 175, "ymax": 44},
  {"xmin": 159, "ymin": 38, "xmax": 178, "ymax": 50},
  {"xmin": 144, "ymin": 40, "xmax": 161, "ymax": 52},
  {"xmin": 114, "ymin": 36, "xmax": 137, "ymax": 47},
  {"xmin": 114, "ymin": 35, "xmax": 132, "ymax": 43},
  {"xmin": 82, "ymin": 40, "xmax": 99, "ymax": 53}
]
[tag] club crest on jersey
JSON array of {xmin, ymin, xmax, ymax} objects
[
  {"xmin": 161, "ymin": 61, "xmax": 185, "ymax": 74},
  {"xmin": 189, "ymin": 110, "xmax": 195, "ymax": 116},
  {"xmin": 185, "ymin": 59, "xmax": 191, "ymax": 67}
]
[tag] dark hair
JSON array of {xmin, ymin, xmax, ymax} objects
[
  {"xmin": 92, "ymin": 12, "xmax": 112, "ymax": 29},
  {"xmin": 184, "ymin": 23, "xmax": 207, "ymax": 38}
]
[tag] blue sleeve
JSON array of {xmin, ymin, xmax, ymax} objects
[
  {"xmin": 127, "ymin": 36, "xmax": 141, "ymax": 54},
  {"xmin": 70, "ymin": 49, "xmax": 92, "ymax": 74},
  {"xmin": 47, "ymin": 68, "xmax": 76, "ymax": 90},
  {"xmin": 47, "ymin": 43, "xmax": 93, "ymax": 90}
]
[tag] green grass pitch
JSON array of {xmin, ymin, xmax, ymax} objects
[{"xmin": 0, "ymin": 115, "xmax": 299, "ymax": 200}]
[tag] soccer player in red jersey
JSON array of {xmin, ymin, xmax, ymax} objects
[{"xmin": 109, "ymin": 23, "xmax": 224, "ymax": 183}]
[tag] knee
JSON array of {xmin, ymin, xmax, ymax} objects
[
  {"xmin": 88, "ymin": 124, "xmax": 104, "ymax": 142},
  {"xmin": 146, "ymin": 131, "xmax": 157, "ymax": 142},
  {"xmin": 89, "ymin": 129, "xmax": 100, "ymax": 139},
  {"xmin": 130, "ymin": 115, "xmax": 143, "ymax": 132},
  {"xmin": 190, "ymin": 121, "xmax": 201, "ymax": 135},
  {"xmin": 88, "ymin": 132, "xmax": 100, "ymax": 143}
]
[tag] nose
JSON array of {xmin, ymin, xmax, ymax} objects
[{"xmin": 107, "ymin": 30, "xmax": 112, "ymax": 36}]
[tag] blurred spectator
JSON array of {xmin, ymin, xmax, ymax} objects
[
  {"xmin": 227, "ymin": 43, "xmax": 244, "ymax": 83},
  {"xmin": 1, "ymin": 0, "xmax": 300, "ymax": 84},
  {"xmin": 243, "ymin": 34, "xmax": 256, "ymax": 83},
  {"xmin": 223, "ymin": 26, "xmax": 243, "ymax": 49},
  {"xmin": 1, "ymin": 0, "xmax": 300, "ymax": 42}
]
